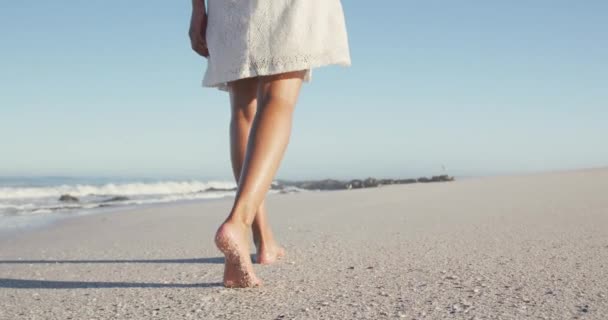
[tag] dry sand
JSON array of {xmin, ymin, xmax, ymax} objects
[{"xmin": 1, "ymin": 169, "xmax": 607, "ymax": 319}]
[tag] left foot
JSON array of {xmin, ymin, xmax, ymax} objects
[{"xmin": 215, "ymin": 221, "xmax": 262, "ymax": 288}]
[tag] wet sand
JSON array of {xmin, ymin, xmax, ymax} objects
[{"xmin": 1, "ymin": 168, "xmax": 607, "ymax": 319}]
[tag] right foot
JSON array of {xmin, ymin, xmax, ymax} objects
[
  {"xmin": 255, "ymin": 242, "xmax": 286, "ymax": 265},
  {"xmin": 215, "ymin": 222, "xmax": 262, "ymax": 288}
]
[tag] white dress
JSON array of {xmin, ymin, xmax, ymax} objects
[{"xmin": 202, "ymin": 0, "xmax": 351, "ymax": 91}]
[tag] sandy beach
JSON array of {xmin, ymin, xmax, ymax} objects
[{"xmin": 1, "ymin": 168, "xmax": 607, "ymax": 319}]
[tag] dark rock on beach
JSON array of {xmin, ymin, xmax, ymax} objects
[
  {"xmin": 102, "ymin": 196, "xmax": 130, "ymax": 202},
  {"xmin": 378, "ymin": 179, "xmax": 396, "ymax": 185},
  {"xmin": 298, "ymin": 179, "xmax": 348, "ymax": 191},
  {"xmin": 363, "ymin": 177, "xmax": 379, "ymax": 188},
  {"xmin": 347, "ymin": 179, "xmax": 364, "ymax": 189},
  {"xmin": 432, "ymin": 175, "xmax": 454, "ymax": 182},
  {"xmin": 418, "ymin": 175, "xmax": 454, "ymax": 183},
  {"xmin": 59, "ymin": 194, "xmax": 79, "ymax": 203},
  {"xmin": 202, "ymin": 187, "xmax": 238, "ymax": 192},
  {"xmin": 276, "ymin": 174, "xmax": 454, "ymax": 192},
  {"xmin": 396, "ymin": 179, "xmax": 417, "ymax": 184}
]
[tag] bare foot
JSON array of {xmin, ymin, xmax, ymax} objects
[
  {"xmin": 256, "ymin": 242, "xmax": 286, "ymax": 265},
  {"xmin": 215, "ymin": 221, "xmax": 262, "ymax": 288}
]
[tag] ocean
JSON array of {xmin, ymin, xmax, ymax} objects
[{"xmin": 0, "ymin": 176, "xmax": 295, "ymax": 232}]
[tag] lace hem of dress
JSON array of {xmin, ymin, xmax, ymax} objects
[{"xmin": 202, "ymin": 52, "xmax": 351, "ymax": 92}]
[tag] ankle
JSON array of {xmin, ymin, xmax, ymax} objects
[
  {"xmin": 227, "ymin": 203, "xmax": 257, "ymax": 226},
  {"xmin": 256, "ymin": 236, "xmax": 278, "ymax": 249},
  {"xmin": 224, "ymin": 217, "xmax": 251, "ymax": 229}
]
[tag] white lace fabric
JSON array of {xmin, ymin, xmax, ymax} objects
[{"xmin": 202, "ymin": 0, "xmax": 351, "ymax": 91}]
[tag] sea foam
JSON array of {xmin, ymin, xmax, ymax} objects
[
  {"xmin": 0, "ymin": 180, "xmax": 236, "ymax": 200},
  {"xmin": 0, "ymin": 180, "xmax": 244, "ymax": 220}
]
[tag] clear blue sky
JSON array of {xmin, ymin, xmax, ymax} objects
[{"xmin": 1, "ymin": 1, "xmax": 606, "ymax": 180}]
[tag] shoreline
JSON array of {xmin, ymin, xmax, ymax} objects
[
  {"xmin": 0, "ymin": 166, "xmax": 604, "ymax": 238},
  {"xmin": 6, "ymin": 166, "xmax": 604, "ymax": 233},
  {"xmin": 0, "ymin": 194, "xmax": 239, "ymax": 240},
  {"xmin": 0, "ymin": 173, "xmax": 461, "ymax": 235}
]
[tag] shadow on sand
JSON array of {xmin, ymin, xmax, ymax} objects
[
  {"xmin": 0, "ymin": 257, "xmax": 228, "ymax": 264},
  {"xmin": 0, "ymin": 278, "xmax": 223, "ymax": 289},
  {"xmin": 0, "ymin": 256, "xmax": 239, "ymax": 289}
]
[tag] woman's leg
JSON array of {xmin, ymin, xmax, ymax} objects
[
  {"xmin": 228, "ymin": 78, "xmax": 285, "ymax": 264},
  {"xmin": 216, "ymin": 70, "xmax": 305, "ymax": 288}
]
